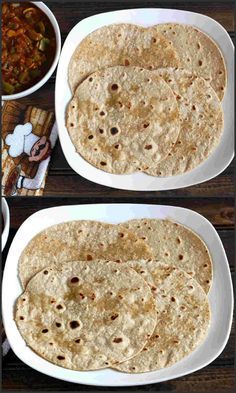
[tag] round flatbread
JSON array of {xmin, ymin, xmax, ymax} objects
[
  {"xmin": 114, "ymin": 260, "xmax": 211, "ymax": 373},
  {"xmin": 67, "ymin": 66, "xmax": 180, "ymax": 174},
  {"xmin": 19, "ymin": 220, "xmax": 153, "ymax": 288},
  {"xmin": 154, "ymin": 23, "xmax": 226, "ymax": 100},
  {"xmin": 119, "ymin": 219, "xmax": 212, "ymax": 293},
  {"xmin": 68, "ymin": 23, "xmax": 180, "ymax": 92},
  {"xmin": 146, "ymin": 68, "xmax": 223, "ymax": 177},
  {"xmin": 15, "ymin": 261, "xmax": 157, "ymax": 371}
]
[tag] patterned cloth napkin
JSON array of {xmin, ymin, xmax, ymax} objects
[{"xmin": 1, "ymin": 101, "xmax": 58, "ymax": 196}]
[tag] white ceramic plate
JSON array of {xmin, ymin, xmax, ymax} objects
[
  {"xmin": 55, "ymin": 8, "xmax": 234, "ymax": 191},
  {"xmin": 2, "ymin": 203, "xmax": 233, "ymax": 386},
  {"xmin": 1, "ymin": 198, "xmax": 10, "ymax": 251}
]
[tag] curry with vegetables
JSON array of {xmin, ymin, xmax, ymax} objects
[{"xmin": 2, "ymin": 2, "xmax": 56, "ymax": 95}]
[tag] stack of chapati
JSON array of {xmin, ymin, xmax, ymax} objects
[
  {"xmin": 15, "ymin": 218, "xmax": 212, "ymax": 372},
  {"xmin": 66, "ymin": 23, "xmax": 225, "ymax": 176}
]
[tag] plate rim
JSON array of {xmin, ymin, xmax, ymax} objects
[
  {"xmin": 2, "ymin": 203, "xmax": 234, "ymax": 386},
  {"xmin": 55, "ymin": 8, "xmax": 234, "ymax": 191}
]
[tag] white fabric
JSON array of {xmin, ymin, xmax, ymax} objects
[
  {"xmin": 5, "ymin": 122, "xmax": 34, "ymax": 157},
  {"xmin": 22, "ymin": 159, "xmax": 49, "ymax": 190},
  {"xmin": 24, "ymin": 133, "xmax": 40, "ymax": 155}
]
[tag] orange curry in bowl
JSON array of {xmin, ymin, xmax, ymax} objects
[{"xmin": 2, "ymin": 2, "xmax": 56, "ymax": 95}]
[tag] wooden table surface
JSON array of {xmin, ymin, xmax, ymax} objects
[{"xmin": 2, "ymin": 0, "xmax": 234, "ymax": 392}]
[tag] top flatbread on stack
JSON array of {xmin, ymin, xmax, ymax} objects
[
  {"xmin": 15, "ymin": 260, "xmax": 157, "ymax": 370},
  {"xmin": 154, "ymin": 23, "xmax": 226, "ymax": 101},
  {"xmin": 68, "ymin": 23, "xmax": 180, "ymax": 92},
  {"xmin": 19, "ymin": 220, "xmax": 153, "ymax": 288},
  {"xmin": 67, "ymin": 66, "xmax": 180, "ymax": 174}
]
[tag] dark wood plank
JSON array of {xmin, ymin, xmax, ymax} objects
[
  {"xmin": 3, "ymin": 365, "xmax": 235, "ymax": 392},
  {"xmin": 48, "ymin": 1, "xmax": 234, "ymax": 34},
  {"xmin": 44, "ymin": 172, "xmax": 234, "ymax": 198},
  {"xmin": 5, "ymin": 197, "xmax": 234, "ymax": 228},
  {"xmin": 16, "ymin": 81, "xmax": 55, "ymax": 111}
]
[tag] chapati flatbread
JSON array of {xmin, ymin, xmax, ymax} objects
[
  {"xmin": 15, "ymin": 261, "xmax": 157, "ymax": 370},
  {"xmin": 154, "ymin": 23, "xmax": 226, "ymax": 100},
  {"xmin": 114, "ymin": 260, "xmax": 210, "ymax": 373},
  {"xmin": 68, "ymin": 23, "xmax": 180, "ymax": 92},
  {"xmin": 146, "ymin": 68, "xmax": 224, "ymax": 176},
  {"xmin": 19, "ymin": 220, "xmax": 153, "ymax": 288},
  {"xmin": 119, "ymin": 219, "xmax": 212, "ymax": 293},
  {"xmin": 66, "ymin": 66, "xmax": 180, "ymax": 174}
]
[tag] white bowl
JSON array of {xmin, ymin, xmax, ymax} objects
[
  {"xmin": 56, "ymin": 8, "xmax": 234, "ymax": 191},
  {"xmin": 2, "ymin": 1, "xmax": 61, "ymax": 101},
  {"xmin": 1, "ymin": 198, "xmax": 10, "ymax": 251},
  {"xmin": 2, "ymin": 203, "xmax": 233, "ymax": 386}
]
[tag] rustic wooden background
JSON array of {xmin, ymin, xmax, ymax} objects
[
  {"xmin": 11, "ymin": 0, "xmax": 235, "ymax": 199},
  {"xmin": 2, "ymin": 0, "xmax": 234, "ymax": 392}
]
